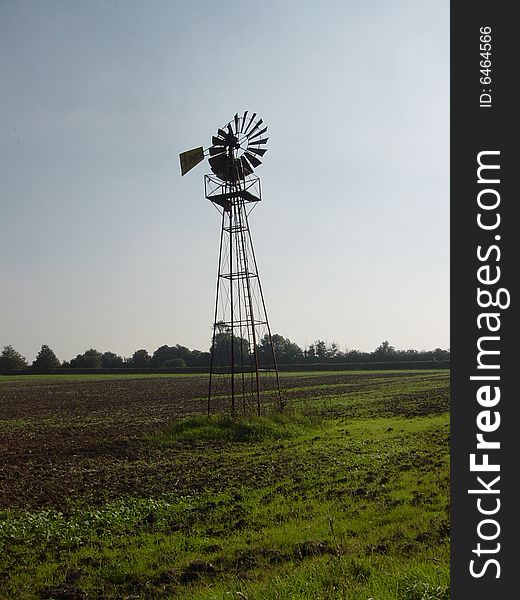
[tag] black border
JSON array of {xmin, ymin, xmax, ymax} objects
[{"xmin": 451, "ymin": 2, "xmax": 517, "ymax": 596}]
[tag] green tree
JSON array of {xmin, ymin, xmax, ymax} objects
[
  {"xmin": 151, "ymin": 344, "xmax": 192, "ymax": 367},
  {"xmin": 432, "ymin": 348, "xmax": 450, "ymax": 361},
  {"xmin": 70, "ymin": 349, "xmax": 102, "ymax": 368},
  {"xmin": 258, "ymin": 334, "xmax": 303, "ymax": 364},
  {"xmin": 327, "ymin": 342, "xmax": 340, "ymax": 359},
  {"xmin": 373, "ymin": 340, "xmax": 396, "ymax": 359},
  {"xmin": 189, "ymin": 349, "xmax": 211, "ymax": 367},
  {"xmin": 345, "ymin": 349, "xmax": 364, "ymax": 362},
  {"xmin": 0, "ymin": 345, "xmax": 28, "ymax": 370},
  {"xmin": 210, "ymin": 324, "xmax": 250, "ymax": 367},
  {"xmin": 131, "ymin": 349, "xmax": 151, "ymax": 367},
  {"xmin": 101, "ymin": 351, "xmax": 124, "ymax": 368},
  {"xmin": 314, "ymin": 340, "xmax": 328, "ymax": 361},
  {"xmin": 32, "ymin": 345, "xmax": 60, "ymax": 369}
]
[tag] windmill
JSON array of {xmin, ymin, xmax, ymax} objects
[{"xmin": 180, "ymin": 112, "xmax": 281, "ymax": 416}]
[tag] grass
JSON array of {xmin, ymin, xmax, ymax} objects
[
  {"xmin": 158, "ymin": 411, "xmax": 318, "ymax": 445},
  {"xmin": 0, "ymin": 370, "xmax": 449, "ymax": 598}
]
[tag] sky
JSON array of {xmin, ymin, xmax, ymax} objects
[{"xmin": 0, "ymin": 0, "xmax": 449, "ymax": 363}]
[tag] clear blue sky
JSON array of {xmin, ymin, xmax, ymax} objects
[{"xmin": 0, "ymin": 0, "xmax": 449, "ymax": 362}]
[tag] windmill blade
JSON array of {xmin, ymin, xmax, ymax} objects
[
  {"xmin": 234, "ymin": 113, "xmax": 239, "ymax": 133},
  {"xmin": 227, "ymin": 122, "xmax": 234, "ymax": 137},
  {"xmin": 240, "ymin": 110, "xmax": 248, "ymax": 132},
  {"xmin": 248, "ymin": 137, "xmax": 269, "ymax": 146},
  {"xmin": 243, "ymin": 112, "xmax": 257, "ymax": 135},
  {"xmin": 246, "ymin": 146, "xmax": 267, "ymax": 157},
  {"xmin": 240, "ymin": 155, "xmax": 254, "ymax": 176},
  {"xmin": 244, "ymin": 151, "xmax": 262, "ymax": 168},
  {"xmin": 217, "ymin": 128, "xmax": 227, "ymax": 138},
  {"xmin": 208, "ymin": 146, "xmax": 225, "ymax": 156},
  {"xmin": 247, "ymin": 126, "xmax": 268, "ymax": 142},
  {"xmin": 212, "ymin": 136, "xmax": 225, "ymax": 146},
  {"xmin": 246, "ymin": 118, "xmax": 263, "ymax": 138},
  {"xmin": 179, "ymin": 146, "xmax": 204, "ymax": 176}
]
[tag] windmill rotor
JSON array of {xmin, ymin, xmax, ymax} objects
[
  {"xmin": 179, "ymin": 111, "xmax": 269, "ymax": 182},
  {"xmin": 206, "ymin": 112, "xmax": 268, "ymax": 183}
]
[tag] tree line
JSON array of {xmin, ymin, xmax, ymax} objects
[{"xmin": 0, "ymin": 336, "xmax": 449, "ymax": 371}]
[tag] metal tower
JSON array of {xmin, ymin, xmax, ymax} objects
[{"xmin": 180, "ymin": 112, "xmax": 281, "ymax": 416}]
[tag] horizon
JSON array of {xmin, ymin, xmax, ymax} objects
[{"xmin": 3, "ymin": 336, "xmax": 450, "ymax": 366}]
